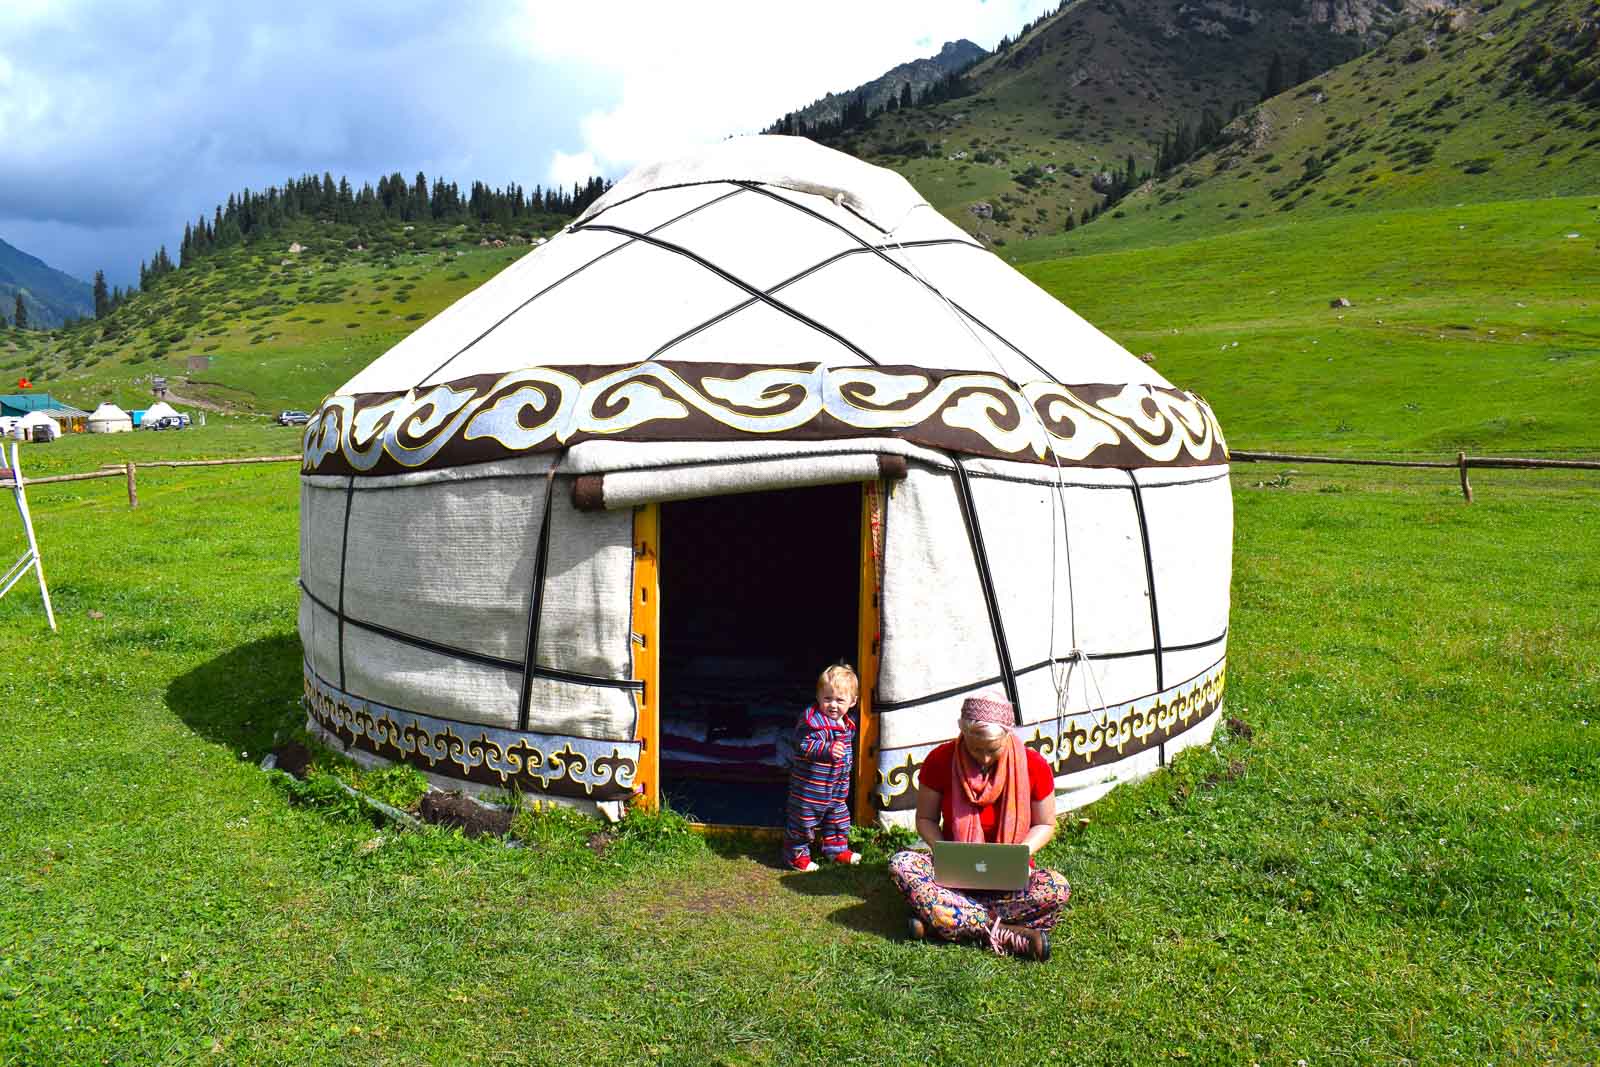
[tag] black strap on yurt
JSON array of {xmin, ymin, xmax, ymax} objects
[
  {"xmin": 1125, "ymin": 470, "xmax": 1164, "ymax": 693},
  {"xmin": 948, "ymin": 455, "xmax": 1021, "ymax": 722},
  {"xmin": 517, "ymin": 450, "xmax": 567, "ymax": 731},
  {"xmin": 336, "ymin": 475, "xmax": 356, "ymax": 689}
]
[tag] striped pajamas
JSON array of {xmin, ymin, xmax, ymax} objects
[{"xmin": 784, "ymin": 706, "xmax": 854, "ymax": 862}]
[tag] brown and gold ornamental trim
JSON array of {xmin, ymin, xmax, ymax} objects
[{"xmin": 302, "ymin": 361, "xmax": 1228, "ymax": 477}]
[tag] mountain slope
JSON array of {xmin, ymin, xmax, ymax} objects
[
  {"xmin": 805, "ymin": 0, "xmax": 1394, "ymax": 245},
  {"xmin": 0, "ymin": 237, "xmax": 95, "ymax": 328},
  {"xmin": 1013, "ymin": 0, "xmax": 1600, "ymax": 261},
  {"xmin": 777, "ymin": 40, "xmax": 987, "ymax": 129},
  {"xmin": 0, "ymin": 216, "xmax": 553, "ymax": 413}
]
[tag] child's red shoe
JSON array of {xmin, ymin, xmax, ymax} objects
[
  {"xmin": 790, "ymin": 854, "xmax": 820, "ymax": 872},
  {"xmin": 831, "ymin": 850, "xmax": 862, "ymax": 866}
]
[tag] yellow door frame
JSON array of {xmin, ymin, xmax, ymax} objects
[
  {"xmin": 853, "ymin": 481, "xmax": 883, "ymax": 825},
  {"xmin": 631, "ymin": 503, "xmax": 661, "ymax": 810}
]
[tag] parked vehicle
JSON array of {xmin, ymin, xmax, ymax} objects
[{"xmin": 277, "ymin": 410, "xmax": 311, "ymax": 426}]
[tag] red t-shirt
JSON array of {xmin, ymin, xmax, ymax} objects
[{"xmin": 919, "ymin": 741, "xmax": 1054, "ymax": 842}]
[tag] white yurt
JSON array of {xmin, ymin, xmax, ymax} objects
[
  {"xmin": 142, "ymin": 400, "xmax": 181, "ymax": 427},
  {"xmin": 88, "ymin": 402, "xmax": 134, "ymax": 433},
  {"xmin": 298, "ymin": 136, "xmax": 1233, "ymax": 826},
  {"xmin": 18, "ymin": 411, "xmax": 59, "ymax": 443}
]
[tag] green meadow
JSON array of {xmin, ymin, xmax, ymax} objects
[{"xmin": 1, "ymin": 429, "xmax": 1596, "ymax": 1064}]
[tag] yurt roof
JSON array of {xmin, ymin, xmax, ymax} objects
[
  {"xmin": 89, "ymin": 402, "xmax": 131, "ymax": 420},
  {"xmin": 144, "ymin": 401, "xmax": 180, "ymax": 420},
  {"xmin": 19, "ymin": 410, "xmax": 59, "ymax": 427},
  {"xmin": 307, "ymin": 136, "xmax": 1225, "ymax": 477}
]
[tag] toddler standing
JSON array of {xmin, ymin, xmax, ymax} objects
[{"xmin": 784, "ymin": 664, "xmax": 861, "ymax": 871}]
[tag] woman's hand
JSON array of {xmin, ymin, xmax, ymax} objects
[
  {"xmin": 915, "ymin": 786, "xmax": 944, "ymax": 850},
  {"xmin": 1024, "ymin": 789, "xmax": 1058, "ymax": 856}
]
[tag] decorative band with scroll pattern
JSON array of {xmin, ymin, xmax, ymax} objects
[
  {"xmin": 875, "ymin": 659, "xmax": 1226, "ymax": 810},
  {"xmin": 303, "ymin": 664, "xmax": 640, "ymax": 801},
  {"xmin": 303, "ymin": 361, "xmax": 1227, "ymax": 477}
]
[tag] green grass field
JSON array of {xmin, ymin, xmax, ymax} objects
[
  {"xmin": 2, "ymin": 427, "xmax": 1596, "ymax": 1063},
  {"xmin": 1024, "ymin": 197, "xmax": 1600, "ymax": 455}
]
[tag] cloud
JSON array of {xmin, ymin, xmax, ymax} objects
[
  {"xmin": 0, "ymin": 0, "xmax": 1057, "ymax": 285},
  {"xmin": 0, "ymin": 0, "xmax": 608, "ymax": 284},
  {"xmin": 518, "ymin": 0, "xmax": 1059, "ymax": 185}
]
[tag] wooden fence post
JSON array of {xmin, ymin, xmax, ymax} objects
[
  {"xmin": 125, "ymin": 461, "xmax": 138, "ymax": 509},
  {"xmin": 1458, "ymin": 452, "xmax": 1472, "ymax": 504}
]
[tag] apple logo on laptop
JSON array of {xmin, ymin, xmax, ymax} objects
[{"xmin": 974, "ymin": 862, "xmax": 987, "ymax": 873}]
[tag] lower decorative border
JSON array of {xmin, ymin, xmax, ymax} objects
[
  {"xmin": 302, "ymin": 663, "xmax": 640, "ymax": 801},
  {"xmin": 874, "ymin": 658, "xmax": 1226, "ymax": 810}
]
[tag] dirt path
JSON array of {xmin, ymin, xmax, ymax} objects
[{"xmin": 164, "ymin": 389, "xmax": 244, "ymax": 415}]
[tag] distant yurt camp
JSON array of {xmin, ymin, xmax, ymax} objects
[
  {"xmin": 88, "ymin": 402, "xmax": 133, "ymax": 433},
  {"xmin": 298, "ymin": 136, "xmax": 1233, "ymax": 826},
  {"xmin": 17, "ymin": 411, "xmax": 60, "ymax": 442}
]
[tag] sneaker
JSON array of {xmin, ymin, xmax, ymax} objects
[
  {"xmin": 907, "ymin": 916, "xmax": 928, "ymax": 941},
  {"xmin": 987, "ymin": 919, "xmax": 1050, "ymax": 962},
  {"xmin": 830, "ymin": 850, "xmax": 862, "ymax": 866},
  {"xmin": 789, "ymin": 854, "xmax": 819, "ymax": 873}
]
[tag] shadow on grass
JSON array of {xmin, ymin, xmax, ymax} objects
[
  {"xmin": 165, "ymin": 632, "xmax": 305, "ymax": 756},
  {"xmin": 777, "ymin": 862, "xmax": 912, "ymax": 940}
]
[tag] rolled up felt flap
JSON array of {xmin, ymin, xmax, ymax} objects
[{"xmin": 571, "ymin": 453, "xmax": 908, "ymax": 511}]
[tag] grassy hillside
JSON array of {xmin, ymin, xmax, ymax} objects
[
  {"xmin": 0, "ymin": 219, "xmax": 544, "ymax": 415},
  {"xmin": 1025, "ymin": 196, "xmax": 1600, "ymax": 453},
  {"xmin": 1014, "ymin": 0, "xmax": 1600, "ymax": 258}
]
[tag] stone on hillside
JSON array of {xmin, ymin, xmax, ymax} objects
[
  {"xmin": 1330, "ymin": 297, "xmax": 1353, "ymax": 308},
  {"xmin": 969, "ymin": 201, "xmax": 995, "ymax": 219},
  {"xmin": 1091, "ymin": 171, "xmax": 1118, "ymax": 193},
  {"xmin": 288, "ymin": 242, "xmax": 305, "ymax": 254},
  {"xmin": 1138, "ymin": 352, "xmax": 1158, "ymax": 364}
]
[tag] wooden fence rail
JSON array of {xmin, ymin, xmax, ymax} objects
[
  {"xmin": 2, "ymin": 453, "xmax": 303, "ymax": 509},
  {"xmin": 1231, "ymin": 449, "xmax": 1600, "ymax": 502},
  {"xmin": 5, "ymin": 451, "xmax": 1594, "ymax": 508}
]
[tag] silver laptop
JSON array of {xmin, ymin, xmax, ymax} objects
[{"xmin": 931, "ymin": 841, "xmax": 1030, "ymax": 891}]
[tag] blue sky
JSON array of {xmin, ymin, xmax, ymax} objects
[{"xmin": 0, "ymin": 1, "xmax": 1055, "ymax": 288}]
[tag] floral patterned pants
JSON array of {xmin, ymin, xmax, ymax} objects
[{"xmin": 888, "ymin": 850, "xmax": 1071, "ymax": 943}]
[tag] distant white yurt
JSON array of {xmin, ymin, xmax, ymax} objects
[
  {"xmin": 142, "ymin": 401, "xmax": 180, "ymax": 427},
  {"xmin": 298, "ymin": 136, "xmax": 1233, "ymax": 826},
  {"xmin": 18, "ymin": 411, "xmax": 59, "ymax": 443},
  {"xmin": 88, "ymin": 402, "xmax": 133, "ymax": 433}
]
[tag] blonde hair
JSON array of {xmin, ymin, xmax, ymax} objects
[
  {"xmin": 816, "ymin": 663, "xmax": 859, "ymax": 698},
  {"xmin": 958, "ymin": 718, "xmax": 1008, "ymax": 742}
]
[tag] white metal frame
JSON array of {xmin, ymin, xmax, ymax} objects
[{"xmin": 1, "ymin": 439, "xmax": 56, "ymax": 631}]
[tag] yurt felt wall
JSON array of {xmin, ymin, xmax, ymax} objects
[
  {"xmin": 870, "ymin": 455, "xmax": 1230, "ymax": 823},
  {"xmin": 299, "ymin": 455, "xmax": 642, "ymax": 808}
]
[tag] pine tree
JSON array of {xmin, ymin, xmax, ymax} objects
[
  {"xmin": 13, "ymin": 293, "xmax": 27, "ymax": 330},
  {"xmin": 93, "ymin": 271, "xmax": 110, "ymax": 319},
  {"xmin": 899, "ymin": 82, "xmax": 913, "ymax": 110},
  {"xmin": 1296, "ymin": 55, "xmax": 1311, "ymax": 85},
  {"xmin": 1264, "ymin": 53, "xmax": 1285, "ymax": 99}
]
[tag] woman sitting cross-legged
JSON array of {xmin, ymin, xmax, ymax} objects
[{"xmin": 887, "ymin": 694, "xmax": 1070, "ymax": 961}]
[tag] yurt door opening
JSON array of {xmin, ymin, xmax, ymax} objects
[{"xmin": 656, "ymin": 482, "xmax": 862, "ymax": 827}]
